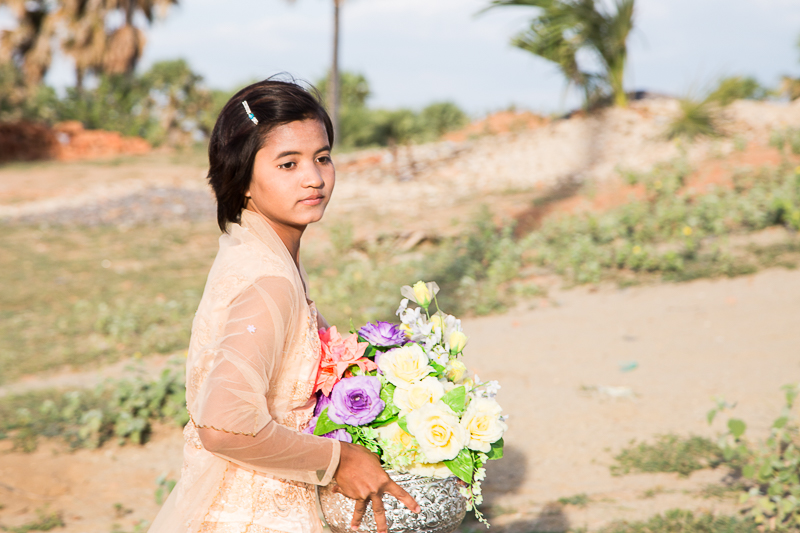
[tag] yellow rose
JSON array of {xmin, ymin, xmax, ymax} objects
[
  {"xmin": 413, "ymin": 280, "xmax": 432, "ymax": 308},
  {"xmin": 448, "ymin": 331, "xmax": 468, "ymax": 354},
  {"xmin": 445, "ymin": 360, "xmax": 467, "ymax": 383},
  {"xmin": 460, "ymin": 397, "xmax": 507, "ymax": 453},
  {"xmin": 406, "ymin": 402, "xmax": 467, "ymax": 463},
  {"xmin": 407, "ymin": 461, "xmax": 452, "ymax": 479},
  {"xmin": 376, "ymin": 422, "xmax": 417, "ymax": 450},
  {"xmin": 394, "ymin": 376, "xmax": 446, "ymax": 416},
  {"xmin": 378, "ymin": 344, "xmax": 434, "ymax": 389},
  {"xmin": 430, "ymin": 315, "xmax": 445, "ymax": 331}
]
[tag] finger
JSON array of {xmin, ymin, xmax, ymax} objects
[
  {"xmin": 371, "ymin": 494, "xmax": 388, "ymax": 533},
  {"xmin": 351, "ymin": 499, "xmax": 367, "ymax": 531},
  {"xmin": 385, "ymin": 481, "xmax": 420, "ymax": 514}
]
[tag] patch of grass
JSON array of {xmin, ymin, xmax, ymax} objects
[
  {"xmin": 4, "ymin": 157, "xmax": 800, "ymax": 382},
  {"xmin": 0, "ymin": 221, "xmax": 218, "ymax": 383},
  {"xmin": 557, "ymin": 493, "xmax": 590, "ymax": 507},
  {"xmin": 639, "ymin": 485, "xmax": 671, "ymax": 499},
  {"xmin": 110, "ymin": 521, "xmax": 149, "ymax": 533},
  {"xmin": 154, "ymin": 475, "xmax": 177, "ymax": 505},
  {"xmin": 666, "ymin": 99, "xmax": 720, "ymax": 140},
  {"xmin": 307, "ymin": 207, "xmax": 539, "ymax": 326},
  {"xmin": 523, "ymin": 159, "xmax": 800, "ymax": 286},
  {"xmin": 599, "ymin": 509, "xmax": 757, "ymax": 533},
  {"xmin": 697, "ymin": 482, "xmax": 746, "ymax": 500},
  {"xmin": 611, "ymin": 434, "xmax": 723, "ymax": 477},
  {"xmin": 1, "ymin": 508, "xmax": 64, "ymax": 533},
  {"xmin": 0, "ymin": 364, "xmax": 188, "ymax": 451}
]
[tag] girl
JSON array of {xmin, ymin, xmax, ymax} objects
[{"xmin": 149, "ymin": 79, "xmax": 418, "ymax": 533}]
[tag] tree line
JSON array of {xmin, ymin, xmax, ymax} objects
[{"xmin": 1, "ymin": 0, "xmax": 798, "ymax": 149}]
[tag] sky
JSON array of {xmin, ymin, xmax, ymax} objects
[{"xmin": 26, "ymin": 0, "xmax": 800, "ymax": 115}]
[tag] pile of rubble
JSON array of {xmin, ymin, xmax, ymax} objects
[{"xmin": 0, "ymin": 120, "xmax": 151, "ymax": 164}]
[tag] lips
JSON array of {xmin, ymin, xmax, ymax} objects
[{"xmin": 300, "ymin": 195, "xmax": 324, "ymax": 205}]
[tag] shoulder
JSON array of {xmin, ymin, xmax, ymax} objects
[
  {"xmin": 204, "ymin": 224, "xmax": 295, "ymax": 306},
  {"xmin": 218, "ymin": 223, "xmax": 294, "ymax": 278}
]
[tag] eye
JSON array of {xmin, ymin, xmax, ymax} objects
[
  {"xmin": 278, "ymin": 161, "xmax": 296, "ymax": 169},
  {"xmin": 316, "ymin": 155, "xmax": 332, "ymax": 164}
]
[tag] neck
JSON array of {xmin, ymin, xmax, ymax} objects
[
  {"xmin": 244, "ymin": 206, "xmax": 305, "ymax": 265},
  {"xmin": 273, "ymin": 223, "xmax": 305, "ymax": 266}
]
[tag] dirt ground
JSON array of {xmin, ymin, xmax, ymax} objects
[
  {"xmin": 1, "ymin": 267, "xmax": 798, "ymax": 532},
  {"xmin": 3, "ymin": 99, "xmax": 800, "ymax": 532}
]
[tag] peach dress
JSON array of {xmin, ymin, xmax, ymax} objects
[{"xmin": 149, "ymin": 209, "xmax": 340, "ymax": 533}]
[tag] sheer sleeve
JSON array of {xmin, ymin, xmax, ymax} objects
[{"xmin": 192, "ymin": 276, "xmax": 340, "ymax": 486}]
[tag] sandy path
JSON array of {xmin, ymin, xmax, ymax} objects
[
  {"xmin": 465, "ymin": 267, "xmax": 799, "ymax": 531},
  {"xmin": 1, "ymin": 267, "xmax": 798, "ymax": 532}
]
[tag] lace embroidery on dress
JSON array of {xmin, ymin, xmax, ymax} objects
[
  {"xmin": 184, "ymin": 422, "xmax": 204, "ymax": 450},
  {"xmin": 199, "ymin": 524, "xmax": 295, "ymax": 533},
  {"xmin": 149, "ymin": 213, "xmax": 338, "ymax": 533}
]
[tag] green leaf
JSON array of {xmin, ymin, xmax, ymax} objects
[
  {"xmin": 430, "ymin": 361, "xmax": 446, "ymax": 375},
  {"xmin": 707, "ymin": 409, "xmax": 717, "ymax": 425},
  {"xmin": 773, "ymin": 416, "xmax": 788, "ymax": 429},
  {"xmin": 314, "ymin": 408, "xmax": 346, "ymax": 436},
  {"xmin": 487, "ymin": 438, "xmax": 504, "ymax": 460},
  {"xmin": 444, "ymin": 448, "xmax": 474, "ymax": 484},
  {"xmin": 441, "ymin": 386, "xmax": 467, "ymax": 414},
  {"xmin": 728, "ymin": 418, "xmax": 747, "ymax": 439},
  {"xmin": 742, "ymin": 464, "xmax": 755, "ymax": 479},
  {"xmin": 397, "ymin": 416, "xmax": 409, "ymax": 434},
  {"xmin": 374, "ymin": 383, "xmax": 399, "ymax": 424},
  {"xmin": 364, "ymin": 345, "xmax": 377, "ymax": 360},
  {"xmin": 370, "ymin": 415, "xmax": 398, "ymax": 428}
]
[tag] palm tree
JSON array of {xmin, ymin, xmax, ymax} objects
[
  {"xmin": 487, "ymin": 0, "xmax": 635, "ymax": 108},
  {"xmin": 100, "ymin": 0, "xmax": 177, "ymax": 75},
  {"xmin": 61, "ymin": 0, "xmax": 107, "ymax": 92},
  {"xmin": 0, "ymin": 0, "xmax": 177, "ymax": 90},
  {"xmin": 0, "ymin": 0, "xmax": 60, "ymax": 86}
]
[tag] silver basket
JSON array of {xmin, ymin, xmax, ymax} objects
[{"xmin": 319, "ymin": 471, "xmax": 467, "ymax": 533}]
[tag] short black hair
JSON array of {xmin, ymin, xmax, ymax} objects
[{"xmin": 207, "ymin": 76, "xmax": 334, "ymax": 232}]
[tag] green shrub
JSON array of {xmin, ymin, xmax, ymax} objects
[
  {"xmin": 666, "ymin": 98, "xmax": 720, "ymax": 140},
  {"xmin": 0, "ymin": 364, "xmax": 188, "ymax": 451},
  {"xmin": 710, "ymin": 385, "xmax": 800, "ymax": 531},
  {"xmin": 611, "ymin": 434, "xmax": 723, "ymax": 477},
  {"xmin": 599, "ymin": 509, "xmax": 757, "ymax": 533},
  {"xmin": 2, "ymin": 508, "xmax": 65, "ymax": 533},
  {"xmin": 707, "ymin": 76, "xmax": 769, "ymax": 106}
]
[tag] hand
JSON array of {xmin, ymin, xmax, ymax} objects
[{"xmin": 333, "ymin": 442, "xmax": 420, "ymax": 533}]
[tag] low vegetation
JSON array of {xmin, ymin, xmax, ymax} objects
[
  {"xmin": 610, "ymin": 385, "xmax": 800, "ymax": 532},
  {"xmin": 610, "ymin": 434, "xmax": 723, "ymax": 477},
  {"xmin": 3, "ymin": 154, "xmax": 800, "ymax": 378},
  {"xmin": 0, "ymin": 221, "xmax": 217, "ymax": 383},
  {"xmin": 0, "ymin": 365, "xmax": 187, "ymax": 452},
  {"xmin": 598, "ymin": 509, "xmax": 757, "ymax": 533},
  {"xmin": 0, "ymin": 508, "xmax": 64, "ymax": 533},
  {"xmin": 666, "ymin": 76, "xmax": 770, "ymax": 141}
]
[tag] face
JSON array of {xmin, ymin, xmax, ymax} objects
[{"xmin": 245, "ymin": 119, "xmax": 335, "ymax": 234}]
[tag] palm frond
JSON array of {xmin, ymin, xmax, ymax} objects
[{"xmin": 489, "ymin": 0, "xmax": 635, "ymax": 108}]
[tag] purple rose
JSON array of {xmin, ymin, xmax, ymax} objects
[
  {"xmin": 328, "ymin": 375, "xmax": 385, "ymax": 426},
  {"xmin": 304, "ymin": 417, "xmax": 353, "ymax": 443},
  {"xmin": 359, "ymin": 321, "xmax": 407, "ymax": 347},
  {"xmin": 323, "ymin": 428, "xmax": 353, "ymax": 443},
  {"xmin": 314, "ymin": 391, "xmax": 332, "ymax": 417}
]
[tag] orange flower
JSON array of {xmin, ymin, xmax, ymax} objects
[{"xmin": 314, "ymin": 326, "xmax": 377, "ymax": 396}]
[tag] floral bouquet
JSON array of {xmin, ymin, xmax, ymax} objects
[{"xmin": 307, "ymin": 281, "xmax": 507, "ymax": 524}]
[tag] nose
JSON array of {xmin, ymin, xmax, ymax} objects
[{"xmin": 302, "ymin": 162, "xmax": 325, "ymax": 189}]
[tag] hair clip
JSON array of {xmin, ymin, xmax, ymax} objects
[{"xmin": 242, "ymin": 100, "xmax": 259, "ymax": 125}]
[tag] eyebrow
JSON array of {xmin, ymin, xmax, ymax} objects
[{"xmin": 273, "ymin": 146, "xmax": 331, "ymax": 161}]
